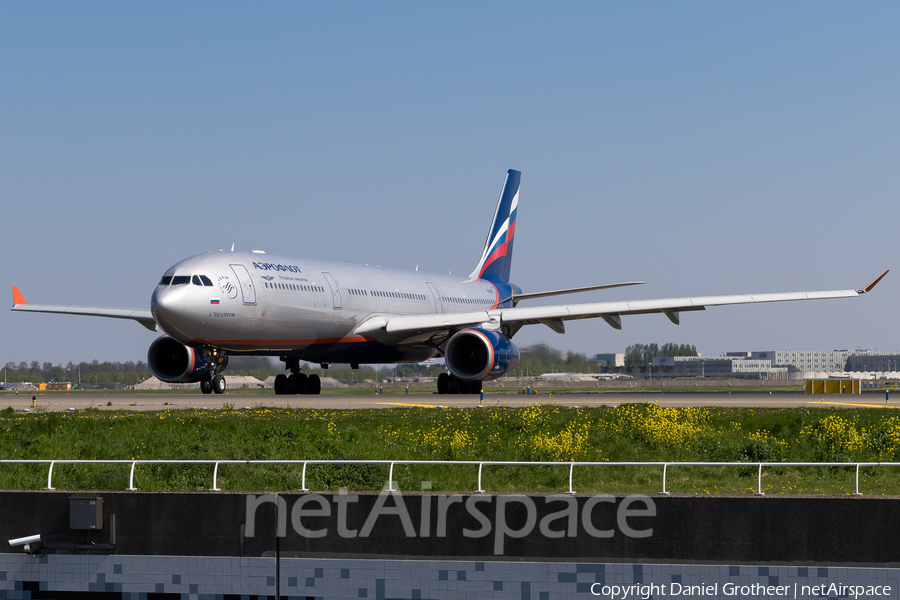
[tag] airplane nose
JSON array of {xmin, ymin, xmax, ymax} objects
[{"xmin": 151, "ymin": 286, "xmax": 187, "ymax": 336}]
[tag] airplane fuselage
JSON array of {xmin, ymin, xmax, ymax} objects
[{"xmin": 151, "ymin": 251, "xmax": 513, "ymax": 365}]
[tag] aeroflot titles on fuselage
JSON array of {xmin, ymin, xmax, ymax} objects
[{"xmin": 252, "ymin": 262, "xmax": 303, "ymax": 273}]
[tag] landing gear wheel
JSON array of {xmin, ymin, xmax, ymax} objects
[
  {"xmin": 437, "ymin": 373, "xmax": 449, "ymax": 394},
  {"xmin": 295, "ymin": 373, "xmax": 309, "ymax": 395},
  {"xmin": 286, "ymin": 374, "xmax": 297, "ymax": 394},
  {"xmin": 447, "ymin": 375, "xmax": 460, "ymax": 394},
  {"xmin": 212, "ymin": 374, "xmax": 226, "ymax": 394},
  {"xmin": 274, "ymin": 374, "xmax": 288, "ymax": 394},
  {"xmin": 307, "ymin": 374, "xmax": 321, "ymax": 395},
  {"xmin": 467, "ymin": 380, "xmax": 482, "ymax": 395},
  {"xmin": 200, "ymin": 378, "xmax": 213, "ymax": 395}
]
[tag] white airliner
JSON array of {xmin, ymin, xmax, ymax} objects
[{"xmin": 11, "ymin": 170, "xmax": 888, "ymax": 395}]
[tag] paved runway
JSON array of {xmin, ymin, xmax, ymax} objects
[{"xmin": 2, "ymin": 390, "xmax": 896, "ymax": 411}]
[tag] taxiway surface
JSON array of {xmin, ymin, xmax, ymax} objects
[{"xmin": 2, "ymin": 391, "xmax": 895, "ymax": 411}]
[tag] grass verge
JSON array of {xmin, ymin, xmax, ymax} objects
[{"xmin": 2, "ymin": 403, "xmax": 900, "ymax": 495}]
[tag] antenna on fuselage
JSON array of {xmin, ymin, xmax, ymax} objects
[{"xmin": 231, "ymin": 243, "xmax": 235, "ymax": 252}]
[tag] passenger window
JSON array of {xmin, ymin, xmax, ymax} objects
[
  {"xmin": 172, "ymin": 275, "xmax": 190, "ymax": 285},
  {"xmin": 159, "ymin": 276, "xmax": 172, "ymax": 286}
]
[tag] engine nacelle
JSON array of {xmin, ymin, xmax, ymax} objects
[
  {"xmin": 148, "ymin": 337, "xmax": 213, "ymax": 383},
  {"xmin": 445, "ymin": 328, "xmax": 520, "ymax": 381}
]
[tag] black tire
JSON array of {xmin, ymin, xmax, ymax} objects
[
  {"xmin": 274, "ymin": 373, "xmax": 288, "ymax": 395},
  {"xmin": 307, "ymin": 374, "xmax": 321, "ymax": 395},
  {"xmin": 212, "ymin": 374, "xmax": 226, "ymax": 394},
  {"xmin": 200, "ymin": 378, "xmax": 213, "ymax": 395},
  {"xmin": 295, "ymin": 373, "xmax": 308, "ymax": 395},
  {"xmin": 468, "ymin": 380, "xmax": 482, "ymax": 394},
  {"xmin": 447, "ymin": 374, "xmax": 460, "ymax": 394},
  {"xmin": 437, "ymin": 373, "xmax": 449, "ymax": 394}
]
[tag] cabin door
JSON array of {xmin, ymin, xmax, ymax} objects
[
  {"xmin": 425, "ymin": 282, "xmax": 442, "ymax": 313},
  {"xmin": 229, "ymin": 264, "xmax": 257, "ymax": 305},
  {"xmin": 321, "ymin": 272, "xmax": 342, "ymax": 310}
]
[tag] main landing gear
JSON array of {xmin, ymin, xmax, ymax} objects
[
  {"xmin": 437, "ymin": 373, "xmax": 482, "ymax": 394},
  {"xmin": 274, "ymin": 357, "xmax": 322, "ymax": 395}
]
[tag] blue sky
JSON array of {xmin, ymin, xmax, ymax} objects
[{"xmin": 2, "ymin": 2, "xmax": 897, "ymax": 366}]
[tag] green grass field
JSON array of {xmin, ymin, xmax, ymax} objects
[{"xmin": 2, "ymin": 403, "xmax": 900, "ymax": 495}]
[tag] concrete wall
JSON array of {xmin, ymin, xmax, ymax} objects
[
  {"xmin": 3, "ymin": 491, "xmax": 898, "ymax": 599},
  {"xmin": 2, "ymin": 491, "xmax": 898, "ymax": 566},
  {"xmin": 2, "ymin": 554, "xmax": 896, "ymax": 600}
]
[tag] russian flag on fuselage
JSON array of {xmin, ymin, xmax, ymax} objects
[{"xmin": 469, "ymin": 169, "xmax": 520, "ymax": 284}]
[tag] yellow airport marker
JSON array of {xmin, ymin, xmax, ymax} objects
[
  {"xmin": 374, "ymin": 402, "xmax": 437, "ymax": 408},
  {"xmin": 808, "ymin": 400, "xmax": 899, "ymax": 409}
]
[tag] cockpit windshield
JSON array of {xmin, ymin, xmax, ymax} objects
[{"xmin": 159, "ymin": 274, "xmax": 214, "ymax": 286}]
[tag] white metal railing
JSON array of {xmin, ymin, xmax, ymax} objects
[{"xmin": 2, "ymin": 459, "xmax": 898, "ymax": 495}]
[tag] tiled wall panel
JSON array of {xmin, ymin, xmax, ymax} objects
[{"xmin": 1, "ymin": 555, "xmax": 896, "ymax": 600}]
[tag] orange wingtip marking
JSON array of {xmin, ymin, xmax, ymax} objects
[
  {"xmin": 861, "ymin": 269, "xmax": 889, "ymax": 293},
  {"xmin": 12, "ymin": 286, "xmax": 26, "ymax": 305}
]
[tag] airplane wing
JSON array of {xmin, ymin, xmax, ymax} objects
[
  {"xmin": 355, "ymin": 270, "xmax": 889, "ymax": 339},
  {"xmin": 11, "ymin": 286, "xmax": 157, "ymax": 332}
]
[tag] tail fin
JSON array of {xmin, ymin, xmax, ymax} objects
[{"xmin": 469, "ymin": 169, "xmax": 520, "ymax": 283}]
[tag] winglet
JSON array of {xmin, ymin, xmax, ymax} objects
[
  {"xmin": 12, "ymin": 286, "xmax": 26, "ymax": 306},
  {"xmin": 859, "ymin": 270, "xmax": 889, "ymax": 294}
]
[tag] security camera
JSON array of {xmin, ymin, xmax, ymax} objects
[
  {"xmin": 9, "ymin": 534, "xmax": 43, "ymax": 554},
  {"xmin": 9, "ymin": 534, "xmax": 41, "ymax": 547}
]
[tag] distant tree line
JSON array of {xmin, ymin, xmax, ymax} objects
[
  {"xmin": 2, "ymin": 341, "xmax": 700, "ymax": 387},
  {"xmin": 227, "ymin": 356, "xmax": 448, "ymax": 382},
  {"xmin": 623, "ymin": 343, "xmax": 698, "ymax": 367},
  {"xmin": 0, "ymin": 356, "xmax": 449, "ymax": 387},
  {"xmin": 506, "ymin": 343, "xmax": 603, "ymax": 377},
  {"xmin": 2, "ymin": 360, "xmax": 151, "ymax": 387}
]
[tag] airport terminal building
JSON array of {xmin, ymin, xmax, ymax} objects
[{"xmin": 651, "ymin": 349, "xmax": 900, "ymax": 379}]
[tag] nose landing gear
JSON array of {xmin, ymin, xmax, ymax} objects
[
  {"xmin": 200, "ymin": 373, "xmax": 227, "ymax": 395},
  {"xmin": 199, "ymin": 349, "xmax": 229, "ymax": 395}
]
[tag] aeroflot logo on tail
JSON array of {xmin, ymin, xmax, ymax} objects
[{"xmin": 252, "ymin": 262, "xmax": 302, "ymax": 273}]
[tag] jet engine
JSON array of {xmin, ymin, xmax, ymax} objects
[
  {"xmin": 148, "ymin": 336, "xmax": 217, "ymax": 383},
  {"xmin": 444, "ymin": 328, "xmax": 520, "ymax": 381}
]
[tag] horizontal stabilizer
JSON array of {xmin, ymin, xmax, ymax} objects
[{"xmin": 513, "ymin": 281, "xmax": 646, "ymax": 303}]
